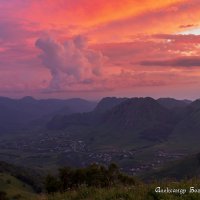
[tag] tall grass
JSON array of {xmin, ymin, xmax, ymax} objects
[{"xmin": 37, "ymin": 179, "xmax": 200, "ymax": 200}]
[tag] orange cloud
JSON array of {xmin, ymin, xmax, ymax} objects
[
  {"xmin": 3, "ymin": 1, "xmax": 200, "ymax": 43},
  {"xmin": 25, "ymin": 0, "xmax": 183, "ymax": 27},
  {"xmin": 87, "ymin": 0, "xmax": 200, "ymax": 43}
]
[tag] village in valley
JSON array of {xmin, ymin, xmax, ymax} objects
[{"xmin": 0, "ymin": 130, "xmax": 186, "ymax": 175}]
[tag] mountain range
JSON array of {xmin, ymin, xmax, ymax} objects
[
  {"xmin": 47, "ymin": 97, "xmax": 196, "ymax": 149},
  {"xmin": 1, "ymin": 95, "xmax": 199, "ymax": 152},
  {"xmin": 0, "ymin": 96, "xmax": 96, "ymax": 133}
]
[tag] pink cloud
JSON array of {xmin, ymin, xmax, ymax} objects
[
  {"xmin": 140, "ymin": 56, "xmax": 200, "ymax": 67},
  {"xmin": 1, "ymin": 0, "xmax": 200, "ymax": 99},
  {"xmin": 35, "ymin": 35, "xmax": 105, "ymax": 91}
]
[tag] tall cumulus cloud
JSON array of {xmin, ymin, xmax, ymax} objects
[{"xmin": 35, "ymin": 35, "xmax": 105, "ymax": 90}]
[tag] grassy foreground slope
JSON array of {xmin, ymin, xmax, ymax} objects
[
  {"xmin": 2, "ymin": 163, "xmax": 200, "ymax": 200},
  {"xmin": 0, "ymin": 173, "xmax": 37, "ymax": 200},
  {"xmin": 38, "ymin": 180, "xmax": 200, "ymax": 200},
  {"xmin": 1, "ymin": 165, "xmax": 200, "ymax": 200}
]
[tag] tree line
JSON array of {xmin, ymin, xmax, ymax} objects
[{"xmin": 45, "ymin": 163, "xmax": 136, "ymax": 193}]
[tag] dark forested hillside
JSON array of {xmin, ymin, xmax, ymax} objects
[{"xmin": 47, "ymin": 97, "xmax": 179, "ymax": 144}]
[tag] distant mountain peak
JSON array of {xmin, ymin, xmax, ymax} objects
[
  {"xmin": 21, "ymin": 96, "xmax": 36, "ymax": 101},
  {"xmin": 102, "ymin": 97, "xmax": 171, "ymax": 125},
  {"xmin": 94, "ymin": 97, "xmax": 128, "ymax": 112},
  {"xmin": 157, "ymin": 97, "xmax": 191, "ymax": 109}
]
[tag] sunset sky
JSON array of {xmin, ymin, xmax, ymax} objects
[{"xmin": 1, "ymin": 0, "xmax": 200, "ymax": 100}]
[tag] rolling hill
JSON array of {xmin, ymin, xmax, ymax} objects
[{"xmin": 0, "ymin": 173, "xmax": 37, "ymax": 200}]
